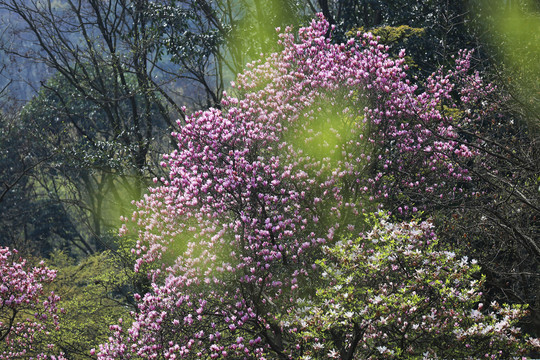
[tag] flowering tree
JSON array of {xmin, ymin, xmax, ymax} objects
[
  {"xmin": 97, "ymin": 15, "xmax": 529, "ymax": 359},
  {"xmin": 291, "ymin": 213, "xmax": 539, "ymax": 359},
  {"xmin": 0, "ymin": 247, "xmax": 64, "ymax": 359}
]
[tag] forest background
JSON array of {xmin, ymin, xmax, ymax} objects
[{"xmin": 0, "ymin": 0, "xmax": 539, "ymax": 358}]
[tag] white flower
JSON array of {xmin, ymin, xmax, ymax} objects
[
  {"xmin": 327, "ymin": 349, "xmax": 340, "ymax": 358},
  {"xmin": 494, "ymin": 320, "xmax": 508, "ymax": 332},
  {"xmin": 527, "ymin": 337, "xmax": 540, "ymax": 347},
  {"xmin": 470, "ymin": 309, "xmax": 481, "ymax": 319}
]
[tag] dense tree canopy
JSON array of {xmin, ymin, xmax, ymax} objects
[{"xmin": 0, "ymin": 1, "xmax": 539, "ymax": 359}]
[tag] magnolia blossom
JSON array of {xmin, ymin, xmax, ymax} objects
[
  {"xmin": 98, "ymin": 15, "xmax": 518, "ymax": 360},
  {"xmin": 0, "ymin": 247, "xmax": 65, "ymax": 359}
]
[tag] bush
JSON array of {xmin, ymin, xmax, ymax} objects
[{"xmin": 291, "ymin": 213, "xmax": 539, "ymax": 359}]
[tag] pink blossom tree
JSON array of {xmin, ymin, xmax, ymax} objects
[
  {"xmin": 97, "ymin": 15, "xmax": 534, "ymax": 359},
  {"xmin": 0, "ymin": 247, "xmax": 65, "ymax": 359}
]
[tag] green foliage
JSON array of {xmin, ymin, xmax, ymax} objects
[
  {"xmin": 13, "ymin": 68, "xmax": 166, "ymax": 256},
  {"xmin": 0, "ymin": 107, "xmax": 77, "ymax": 256},
  {"xmin": 321, "ymin": 0, "xmax": 479, "ymax": 74},
  {"xmin": 347, "ymin": 25, "xmax": 424, "ymax": 45},
  {"xmin": 143, "ymin": 2, "xmax": 222, "ymax": 66},
  {"xmin": 20, "ymin": 69, "xmax": 163, "ymax": 175},
  {"xmin": 44, "ymin": 251, "xmax": 133, "ymax": 359}
]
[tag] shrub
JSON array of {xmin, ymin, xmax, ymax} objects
[{"xmin": 291, "ymin": 213, "xmax": 540, "ymax": 359}]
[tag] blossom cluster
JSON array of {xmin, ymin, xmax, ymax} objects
[
  {"xmin": 98, "ymin": 15, "xmax": 520, "ymax": 359},
  {"xmin": 0, "ymin": 247, "xmax": 65, "ymax": 359},
  {"xmin": 291, "ymin": 213, "xmax": 539, "ymax": 359}
]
